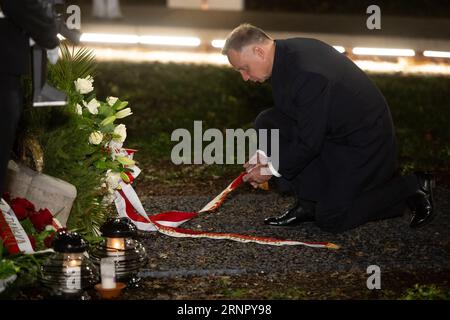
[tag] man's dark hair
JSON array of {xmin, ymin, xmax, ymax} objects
[{"xmin": 222, "ymin": 23, "xmax": 272, "ymax": 55}]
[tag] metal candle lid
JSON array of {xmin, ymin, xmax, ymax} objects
[
  {"xmin": 53, "ymin": 230, "xmax": 88, "ymax": 253},
  {"xmin": 100, "ymin": 217, "xmax": 137, "ymax": 238}
]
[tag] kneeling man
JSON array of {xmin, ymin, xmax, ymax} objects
[{"xmin": 222, "ymin": 24, "xmax": 435, "ymax": 233}]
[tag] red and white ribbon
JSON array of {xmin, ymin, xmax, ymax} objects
[
  {"xmin": 0, "ymin": 199, "xmax": 62, "ymax": 255},
  {"xmin": 0, "ymin": 199, "xmax": 34, "ymax": 254},
  {"xmin": 115, "ymin": 169, "xmax": 339, "ymax": 249}
]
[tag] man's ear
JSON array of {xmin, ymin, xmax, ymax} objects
[{"xmin": 253, "ymin": 46, "xmax": 265, "ymax": 59}]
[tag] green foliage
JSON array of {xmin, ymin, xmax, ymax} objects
[
  {"xmin": 17, "ymin": 43, "xmax": 134, "ymax": 236},
  {"xmin": 40, "ymin": 45, "xmax": 107, "ymax": 235},
  {"xmin": 41, "ymin": 122, "xmax": 108, "ymax": 234},
  {"xmin": 401, "ymin": 284, "xmax": 450, "ymax": 300},
  {"xmin": 0, "ymin": 257, "xmax": 19, "ymax": 279},
  {"xmin": 0, "ymin": 252, "xmax": 54, "ymax": 297},
  {"xmin": 49, "ymin": 44, "xmax": 96, "ymax": 93}
]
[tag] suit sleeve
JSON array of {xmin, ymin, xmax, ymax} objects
[
  {"xmin": 277, "ymin": 72, "xmax": 330, "ymax": 179},
  {"xmin": 0, "ymin": 0, "xmax": 59, "ymax": 49}
]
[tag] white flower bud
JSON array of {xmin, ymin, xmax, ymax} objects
[
  {"xmin": 115, "ymin": 107, "xmax": 132, "ymax": 119},
  {"xmin": 75, "ymin": 103, "xmax": 83, "ymax": 115},
  {"xmin": 107, "ymin": 96, "xmax": 119, "ymax": 106},
  {"xmin": 88, "ymin": 131, "xmax": 103, "ymax": 145}
]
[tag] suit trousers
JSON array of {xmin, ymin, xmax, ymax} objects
[
  {"xmin": 255, "ymin": 107, "xmax": 419, "ymax": 233},
  {"xmin": 0, "ymin": 75, "xmax": 23, "ymax": 195}
]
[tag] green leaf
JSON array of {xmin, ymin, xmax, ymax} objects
[
  {"xmin": 99, "ymin": 104, "xmax": 114, "ymax": 117},
  {"xmin": 20, "ymin": 219, "xmax": 35, "ymax": 235},
  {"xmin": 0, "ymin": 259, "xmax": 20, "ymax": 279}
]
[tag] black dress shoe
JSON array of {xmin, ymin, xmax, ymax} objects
[
  {"xmin": 264, "ymin": 201, "xmax": 315, "ymax": 226},
  {"xmin": 408, "ymin": 172, "xmax": 436, "ymax": 228}
]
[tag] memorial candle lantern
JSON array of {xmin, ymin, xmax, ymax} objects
[
  {"xmin": 40, "ymin": 230, "xmax": 99, "ymax": 298},
  {"xmin": 90, "ymin": 217, "xmax": 147, "ymax": 287}
]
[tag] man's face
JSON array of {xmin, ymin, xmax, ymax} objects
[{"xmin": 227, "ymin": 45, "xmax": 271, "ymax": 83}]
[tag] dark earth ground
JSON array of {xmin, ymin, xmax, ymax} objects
[
  {"xmin": 5, "ymin": 178, "xmax": 449, "ymax": 300},
  {"xmin": 113, "ymin": 178, "xmax": 450, "ymax": 300}
]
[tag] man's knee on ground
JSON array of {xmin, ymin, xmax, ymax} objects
[{"xmin": 315, "ymin": 207, "xmax": 354, "ymax": 234}]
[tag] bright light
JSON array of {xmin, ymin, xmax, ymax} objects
[
  {"xmin": 353, "ymin": 47, "xmax": 415, "ymax": 57},
  {"xmin": 354, "ymin": 58, "xmax": 450, "ymax": 75},
  {"xmin": 80, "ymin": 33, "xmax": 201, "ymax": 47},
  {"xmin": 86, "ymin": 47, "xmax": 229, "ymax": 65},
  {"xmin": 57, "ymin": 34, "xmax": 66, "ymax": 40},
  {"xmin": 211, "ymin": 39, "xmax": 225, "ymax": 49},
  {"xmin": 333, "ymin": 46, "xmax": 345, "ymax": 53},
  {"xmin": 423, "ymin": 50, "xmax": 450, "ymax": 58},
  {"xmin": 80, "ymin": 33, "xmax": 139, "ymax": 44},
  {"xmin": 139, "ymin": 36, "xmax": 201, "ymax": 47},
  {"xmin": 84, "ymin": 46, "xmax": 450, "ymax": 74}
]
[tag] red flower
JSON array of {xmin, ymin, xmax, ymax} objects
[
  {"xmin": 10, "ymin": 202, "xmax": 28, "ymax": 220},
  {"xmin": 11, "ymin": 197, "xmax": 35, "ymax": 211},
  {"xmin": 10, "ymin": 198, "xmax": 36, "ymax": 221},
  {"xmin": 29, "ymin": 208, "xmax": 53, "ymax": 232}
]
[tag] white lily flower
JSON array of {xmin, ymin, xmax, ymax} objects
[
  {"xmin": 105, "ymin": 170, "xmax": 122, "ymax": 190},
  {"xmin": 83, "ymin": 98, "xmax": 100, "ymax": 115},
  {"xmin": 108, "ymin": 140, "xmax": 124, "ymax": 160},
  {"xmin": 113, "ymin": 124, "xmax": 127, "ymax": 143}
]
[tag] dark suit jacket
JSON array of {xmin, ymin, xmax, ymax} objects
[
  {"xmin": 271, "ymin": 38, "xmax": 395, "ymax": 182},
  {"xmin": 0, "ymin": 0, "xmax": 59, "ymax": 76}
]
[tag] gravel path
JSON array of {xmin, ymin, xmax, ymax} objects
[{"xmin": 137, "ymin": 187, "xmax": 449, "ymax": 276}]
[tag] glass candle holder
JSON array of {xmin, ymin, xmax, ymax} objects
[
  {"xmin": 40, "ymin": 230, "xmax": 99, "ymax": 299},
  {"xmin": 90, "ymin": 217, "xmax": 147, "ymax": 287}
]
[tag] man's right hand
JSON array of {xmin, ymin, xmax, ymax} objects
[{"xmin": 244, "ymin": 150, "xmax": 269, "ymax": 173}]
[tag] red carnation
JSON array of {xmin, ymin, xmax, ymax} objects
[
  {"xmin": 10, "ymin": 202, "xmax": 28, "ymax": 220},
  {"xmin": 11, "ymin": 198, "xmax": 35, "ymax": 211},
  {"xmin": 29, "ymin": 208, "xmax": 53, "ymax": 232},
  {"xmin": 10, "ymin": 198, "xmax": 36, "ymax": 221}
]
